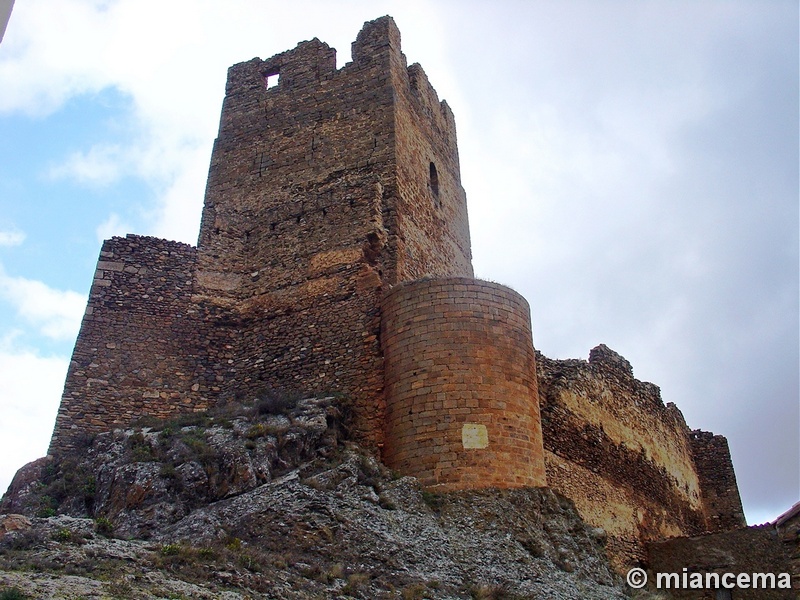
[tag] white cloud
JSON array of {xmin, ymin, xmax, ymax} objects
[
  {"xmin": 0, "ymin": 266, "xmax": 85, "ymax": 340},
  {"xmin": 49, "ymin": 144, "xmax": 125, "ymax": 187},
  {"xmin": 95, "ymin": 212, "xmax": 132, "ymax": 243},
  {"xmin": 0, "ymin": 342, "xmax": 68, "ymax": 497},
  {"xmin": 0, "ymin": 228, "xmax": 25, "ymax": 247}
]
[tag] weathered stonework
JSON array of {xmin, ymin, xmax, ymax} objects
[
  {"xmin": 43, "ymin": 16, "xmax": 747, "ymax": 571},
  {"xmin": 537, "ymin": 346, "xmax": 745, "ymax": 570},
  {"xmin": 51, "ymin": 236, "xmax": 206, "ymax": 452},
  {"xmin": 382, "ymin": 278, "xmax": 546, "ymax": 490},
  {"xmin": 647, "ymin": 525, "xmax": 797, "ymax": 598},
  {"xmin": 689, "ymin": 429, "xmax": 747, "ymax": 532}
]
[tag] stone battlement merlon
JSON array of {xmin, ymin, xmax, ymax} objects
[{"xmin": 351, "ymin": 15, "xmax": 401, "ymax": 66}]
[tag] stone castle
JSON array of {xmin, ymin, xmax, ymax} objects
[{"xmin": 48, "ymin": 16, "xmax": 745, "ymax": 568}]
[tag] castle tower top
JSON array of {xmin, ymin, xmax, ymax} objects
[{"xmin": 196, "ymin": 16, "xmax": 472, "ymax": 300}]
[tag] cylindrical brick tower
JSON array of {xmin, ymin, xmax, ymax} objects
[{"xmin": 381, "ymin": 277, "xmax": 546, "ymax": 491}]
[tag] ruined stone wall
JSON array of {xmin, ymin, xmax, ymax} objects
[
  {"xmin": 50, "ymin": 235, "xmax": 204, "ymax": 453},
  {"xmin": 537, "ymin": 346, "xmax": 708, "ymax": 570},
  {"xmin": 196, "ymin": 31, "xmax": 394, "ymax": 294},
  {"xmin": 689, "ymin": 430, "xmax": 747, "ymax": 532},
  {"xmin": 647, "ymin": 526, "xmax": 796, "ymax": 599},
  {"xmin": 193, "ymin": 31, "xmax": 396, "ymax": 442},
  {"xmin": 382, "ymin": 278, "xmax": 545, "ymax": 491}
]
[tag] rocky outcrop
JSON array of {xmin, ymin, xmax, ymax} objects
[
  {"xmin": 2, "ymin": 396, "xmax": 345, "ymax": 538},
  {"xmin": 1, "ymin": 396, "xmax": 628, "ymax": 599}
]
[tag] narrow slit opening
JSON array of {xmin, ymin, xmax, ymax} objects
[{"xmin": 429, "ymin": 162, "xmax": 440, "ymax": 207}]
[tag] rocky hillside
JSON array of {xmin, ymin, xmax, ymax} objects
[{"xmin": 0, "ymin": 396, "xmax": 632, "ymax": 599}]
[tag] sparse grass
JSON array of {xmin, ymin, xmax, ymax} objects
[
  {"xmin": 126, "ymin": 432, "xmax": 157, "ymax": 462},
  {"xmin": 180, "ymin": 433, "xmax": 216, "ymax": 466},
  {"xmin": 327, "ymin": 562, "xmax": 345, "ymax": 581},
  {"xmin": 103, "ymin": 579, "xmax": 133, "ymax": 599},
  {"xmin": 468, "ymin": 582, "xmax": 517, "ymax": 600},
  {"xmin": 35, "ymin": 506, "xmax": 56, "ymax": 518},
  {"xmin": 342, "ymin": 571, "xmax": 371, "ymax": 595},
  {"xmin": 0, "ymin": 528, "xmax": 46, "ymax": 552},
  {"xmin": 224, "ymin": 536, "xmax": 242, "ymax": 551},
  {"xmin": 159, "ymin": 462, "xmax": 177, "ymax": 479},
  {"xmin": 245, "ymin": 422, "xmax": 271, "ymax": 439},
  {"xmin": 0, "ymin": 587, "xmax": 28, "ymax": 600},
  {"xmin": 160, "ymin": 543, "xmax": 182, "ymax": 556},
  {"xmin": 421, "ymin": 490, "xmax": 444, "ymax": 512},
  {"xmin": 401, "ymin": 583, "xmax": 429, "ymax": 599}
]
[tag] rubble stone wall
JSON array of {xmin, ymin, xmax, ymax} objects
[
  {"xmin": 647, "ymin": 525, "xmax": 796, "ymax": 599},
  {"xmin": 50, "ymin": 235, "xmax": 203, "ymax": 453},
  {"xmin": 689, "ymin": 430, "xmax": 747, "ymax": 532},
  {"xmin": 537, "ymin": 347, "xmax": 712, "ymax": 570}
]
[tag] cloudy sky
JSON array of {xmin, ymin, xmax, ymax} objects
[{"xmin": 0, "ymin": 0, "xmax": 796, "ymax": 526}]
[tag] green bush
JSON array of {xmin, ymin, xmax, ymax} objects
[
  {"xmin": 35, "ymin": 494, "xmax": 58, "ymax": 518},
  {"xmin": 255, "ymin": 391, "xmax": 299, "ymax": 416},
  {"xmin": 35, "ymin": 506, "xmax": 56, "ymax": 518},
  {"xmin": 181, "ymin": 434, "xmax": 215, "ymax": 466},
  {"xmin": 53, "ymin": 527, "xmax": 73, "ymax": 542},
  {"xmin": 160, "ymin": 543, "xmax": 181, "ymax": 556},
  {"xmin": 126, "ymin": 432, "xmax": 156, "ymax": 462},
  {"xmin": 0, "ymin": 588, "xmax": 28, "ymax": 600},
  {"xmin": 94, "ymin": 516, "xmax": 114, "ymax": 537}
]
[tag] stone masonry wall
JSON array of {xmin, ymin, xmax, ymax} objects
[
  {"xmin": 51, "ymin": 17, "xmax": 476, "ymax": 453},
  {"xmin": 191, "ymin": 18, "xmax": 396, "ymax": 445},
  {"xmin": 391, "ymin": 58, "xmax": 473, "ymax": 282},
  {"xmin": 382, "ymin": 278, "xmax": 546, "ymax": 491},
  {"xmin": 689, "ymin": 430, "xmax": 747, "ymax": 532},
  {"xmin": 189, "ymin": 16, "xmax": 473, "ymax": 446},
  {"xmin": 537, "ymin": 346, "xmax": 708, "ymax": 571},
  {"xmin": 50, "ymin": 235, "xmax": 203, "ymax": 453},
  {"xmin": 647, "ymin": 526, "xmax": 796, "ymax": 599}
]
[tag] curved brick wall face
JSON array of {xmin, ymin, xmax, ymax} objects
[{"xmin": 381, "ymin": 278, "xmax": 546, "ymax": 491}]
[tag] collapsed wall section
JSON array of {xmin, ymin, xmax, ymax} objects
[
  {"xmin": 382, "ymin": 278, "xmax": 546, "ymax": 490},
  {"xmin": 537, "ymin": 346, "xmax": 708, "ymax": 570},
  {"xmin": 49, "ymin": 235, "xmax": 203, "ymax": 454}
]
